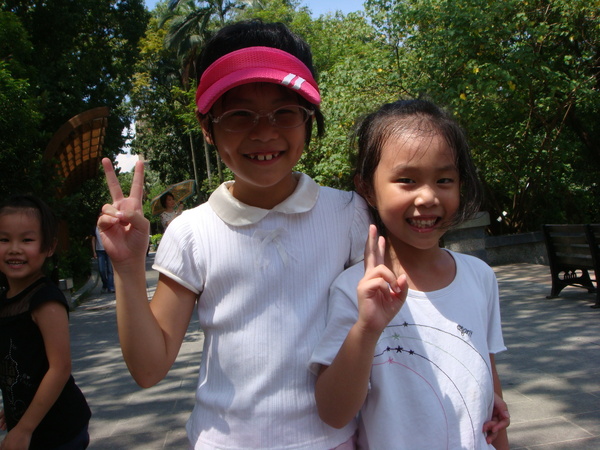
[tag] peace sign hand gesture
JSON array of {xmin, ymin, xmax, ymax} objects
[
  {"xmin": 97, "ymin": 158, "xmax": 150, "ymax": 265},
  {"xmin": 356, "ymin": 225, "xmax": 408, "ymax": 334}
]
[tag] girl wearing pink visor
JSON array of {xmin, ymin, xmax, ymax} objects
[{"xmin": 98, "ymin": 20, "xmax": 368, "ymax": 449}]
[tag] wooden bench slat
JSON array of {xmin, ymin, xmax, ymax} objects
[
  {"xmin": 553, "ymin": 255, "xmax": 593, "ymax": 267},
  {"xmin": 545, "ymin": 224, "xmax": 588, "ymax": 234},
  {"xmin": 549, "ymin": 236, "xmax": 589, "ymax": 245},
  {"xmin": 553, "ymin": 244, "xmax": 591, "ymax": 253}
]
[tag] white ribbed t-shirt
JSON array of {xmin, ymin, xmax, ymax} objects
[{"xmin": 154, "ymin": 173, "xmax": 369, "ymax": 449}]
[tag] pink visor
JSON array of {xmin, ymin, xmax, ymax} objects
[{"xmin": 196, "ymin": 46, "xmax": 321, "ymax": 114}]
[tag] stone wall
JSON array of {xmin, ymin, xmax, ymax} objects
[
  {"xmin": 442, "ymin": 212, "xmax": 548, "ymax": 267},
  {"xmin": 485, "ymin": 231, "xmax": 547, "ymax": 266}
]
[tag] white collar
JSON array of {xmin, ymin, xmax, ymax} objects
[{"xmin": 208, "ymin": 172, "xmax": 320, "ymax": 226}]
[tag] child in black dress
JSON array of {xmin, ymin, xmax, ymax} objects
[{"xmin": 0, "ymin": 195, "xmax": 91, "ymax": 449}]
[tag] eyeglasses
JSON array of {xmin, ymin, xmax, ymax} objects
[{"xmin": 210, "ymin": 105, "xmax": 314, "ymax": 132}]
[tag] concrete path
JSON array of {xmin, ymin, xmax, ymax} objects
[
  {"xmin": 493, "ymin": 264, "xmax": 600, "ymax": 449},
  {"xmin": 65, "ymin": 254, "xmax": 201, "ymax": 449},
  {"xmin": 2, "ymin": 257, "xmax": 599, "ymax": 448}
]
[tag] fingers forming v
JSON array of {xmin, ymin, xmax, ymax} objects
[
  {"xmin": 364, "ymin": 224, "xmax": 384, "ymax": 271},
  {"xmin": 102, "ymin": 157, "xmax": 145, "ymax": 209},
  {"xmin": 102, "ymin": 158, "xmax": 124, "ymax": 204},
  {"xmin": 129, "ymin": 160, "xmax": 145, "ymax": 201}
]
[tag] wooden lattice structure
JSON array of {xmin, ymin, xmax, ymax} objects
[{"xmin": 43, "ymin": 107, "xmax": 110, "ymax": 197}]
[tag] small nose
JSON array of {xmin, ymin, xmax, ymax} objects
[
  {"xmin": 249, "ymin": 115, "xmax": 279, "ymax": 141},
  {"xmin": 414, "ymin": 185, "xmax": 439, "ymax": 207}
]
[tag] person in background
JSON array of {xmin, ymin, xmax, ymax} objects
[
  {"xmin": 91, "ymin": 215, "xmax": 114, "ymax": 294},
  {"xmin": 159, "ymin": 192, "xmax": 183, "ymax": 231},
  {"xmin": 311, "ymin": 99, "xmax": 510, "ymax": 449},
  {"xmin": 0, "ymin": 195, "xmax": 91, "ymax": 449}
]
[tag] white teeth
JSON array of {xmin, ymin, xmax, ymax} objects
[
  {"xmin": 248, "ymin": 153, "xmax": 279, "ymax": 161},
  {"xmin": 409, "ymin": 219, "xmax": 437, "ymax": 228}
]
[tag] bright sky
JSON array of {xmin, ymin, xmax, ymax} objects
[{"xmin": 116, "ymin": 152, "xmax": 138, "ymax": 172}]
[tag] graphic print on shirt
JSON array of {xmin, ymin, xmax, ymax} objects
[
  {"xmin": 372, "ymin": 320, "xmax": 494, "ymax": 449},
  {"xmin": 1, "ymin": 339, "xmax": 28, "ymax": 420}
]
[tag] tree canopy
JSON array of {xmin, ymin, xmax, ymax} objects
[
  {"xmin": 364, "ymin": 0, "xmax": 600, "ymax": 233},
  {"xmin": 1, "ymin": 0, "xmax": 149, "ymax": 282},
  {"xmin": 131, "ymin": 0, "xmax": 598, "ymax": 233},
  {"xmin": 1, "ymin": 0, "xmax": 598, "ymax": 243}
]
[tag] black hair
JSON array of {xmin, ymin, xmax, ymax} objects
[
  {"xmin": 196, "ymin": 19, "xmax": 325, "ymax": 145},
  {"xmin": 0, "ymin": 195, "xmax": 58, "ymax": 254},
  {"xmin": 353, "ymin": 98, "xmax": 483, "ymax": 236},
  {"xmin": 159, "ymin": 192, "xmax": 175, "ymax": 209}
]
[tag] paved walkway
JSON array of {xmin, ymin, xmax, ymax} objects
[
  {"xmin": 493, "ymin": 264, "xmax": 600, "ymax": 449},
  {"xmin": 2, "ymin": 257, "xmax": 599, "ymax": 449},
  {"xmin": 68, "ymin": 254, "xmax": 201, "ymax": 449}
]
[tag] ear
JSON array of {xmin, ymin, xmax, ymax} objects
[
  {"xmin": 47, "ymin": 239, "xmax": 58, "ymax": 258},
  {"xmin": 354, "ymin": 174, "xmax": 376, "ymax": 209},
  {"xmin": 197, "ymin": 111, "xmax": 214, "ymax": 145}
]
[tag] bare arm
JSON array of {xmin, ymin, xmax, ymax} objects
[
  {"xmin": 483, "ymin": 354, "xmax": 510, "ymax": 449},
  {"xmin": 315, "ymin": 225, "xmax": 407, "ymax": 428},
  {"xmin": 315, "ymin": 322, "xmax": 383, "ymax": 428},
  {"xmin": 98, "ymin": 158, "xmax": 197, "ymax": 387},
  {"xmin": 2, "ymin": 302, "xmax": 72, "ymax": 449},
  {"xmin": 116, "ymin": 273, "xmax": 197, "ymax": 387}
]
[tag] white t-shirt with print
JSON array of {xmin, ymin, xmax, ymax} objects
[{"xmin": 310, "ymin": 250, "xmax": 506, "ymax": 450}]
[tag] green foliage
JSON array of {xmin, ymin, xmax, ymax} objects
[
  {"xmin": 0, "ymin": 12, "xmax": 44, "ymax": 198},
  {"xmin": 236, "ymin": 0, "xmax": 303, "ymax": 23},
  {"xmin": 150, "ymin": 233, "xmax": 163, "ymax": 249},
  {"xmin": 137, "ymin": 0, "xmax": 599, "ymax": 236},
  {"xmin": 2, "ymin": 0, "xmax": 150, "ymax": 162},
  {"xmin": 364, "ymin": 0, "xmax": 600, "ymax": 233},
  {"xmin": 1, "ymin": 2, "xmax": 150, "ymax": 280},
  {"xmin": 57, "ymin": 244, "xmax": 92, "ymax": 289},
  {"xmin": 295, "ymin": 13, "xmax": 398, "ymax": 190},
  {"xmin": 130, "ymin": 12, "xmax": 209, "ymax": 196},
  {"xmin": 0, "ymin": 61, "xmax": 43, "ymax": 192},
  {"xmin": 0, "ymin": 10, "xmax": 32, "ymax": 77}
]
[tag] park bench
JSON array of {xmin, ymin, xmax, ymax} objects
[{"xmin": 542, "ymin": 224, "xmax": 599, "ymax": 308}]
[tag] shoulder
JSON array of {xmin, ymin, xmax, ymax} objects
[
  {"xmin": 171, "ymin": 202, "xmax": 212, "ymax": 228},
  {"xmin": 29, "ymin": 279, "xmax": 69, "ymax": 312},
  {"xmin": 450, "ymin": 250, "xmax": 497, "ymax": 285},
  {"xmin": 450, "ymin": 250, "xmax": 491, "ymax": 269},
  {"xmin": 317, "ymin": 187, "xmax": 369, "ymax": 219},
  {"xmin": 171, "ymin": 201, "xmax": 209, "ymax": 219},
  {"xmin": 319, "ymin": 185, "xmax": 366, "ymax": 204},
  {"xmin": 158, "ymin": 203, "xmax": 212, "ymax": 245},
  {"xmin": 331, "ymin": 262, "xmax": 364, "ymax": 297}
]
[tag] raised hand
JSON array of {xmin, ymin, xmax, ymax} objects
[
  {"xmin": 97, "ymin": 158, "xmax": 149, "ymax": 265},
  {"xmin": 356, "ymin": 225, "xmax": 408, "ymax": 334}
]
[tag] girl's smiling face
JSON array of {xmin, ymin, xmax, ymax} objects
[
  {"xmin": 370, "ymin": 129, "xmax": 460, "ymax": 253},
  {"xmin": 0, "ymin": 210, "xmax": 53, "ymax": 293},
  {"xmin": 203, "ymin": 82, "xmax": 308, "ymax": 209}
]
